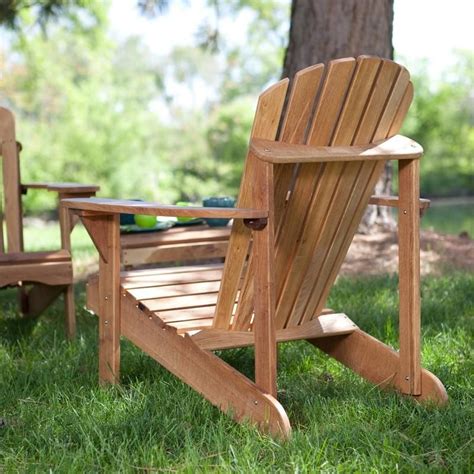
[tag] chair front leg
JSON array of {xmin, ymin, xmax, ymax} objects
[
  {"xmin": 79, "ymin": 212, "xmax": 121, "ymax": 384},
  {"xmin": 59, "ymin": 204, "xmax": 76, "ymax": 339},
  {"xmin": 250, "ymin": 158, "xmax": 277, "ymax": 397},
  {"xmin": 398, "ymin": 158, "xmax": 421, "ymax": 395},
  {"xmin": 253, "ymin": 220, "xmax": 277, "ymax": 397}
]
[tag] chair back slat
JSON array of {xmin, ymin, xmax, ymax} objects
[
  {"xmin": 212, "ymin": 79, "xmax": 289, "ymax": 329},
  {"xmin": 274, "ymin": 58, "xmax": 360, "ymax": 328},
  {"xmin": 232, "ymin": 64, "xmax": 325, "ymax": 330},
  {"xmin": 279, "ymin": 57, "xmax": 387, "ymax": 327},
  {"xmin": 299, "ymin": 66, "xmax": 412, "ymax": 326},
  {"xmin": 0, "ymin": 107, "xmax": 23, "ymax": 253},
  {"xmin": 216, "ymin": 56, "xmax": 413, "ymax": 332}
]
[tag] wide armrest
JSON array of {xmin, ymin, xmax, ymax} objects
[
  {"xmin": 22, "ymin": 182, "xmax": 100, "ymax": 194},
  {"xmin": 250, "ymin": 135, "xmax": 423, "ymax": 164},
  {"xmin": 62, "ymin": 197, "xmax": 267, "ymax": 219}
]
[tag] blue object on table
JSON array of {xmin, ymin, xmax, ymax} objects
[{"xmin": 202, "ymin": 196, "xmax": 236, "ymax": 227}]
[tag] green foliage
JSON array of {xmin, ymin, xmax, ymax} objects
[
  {"xmin": 1, "ymin": 1, "xmax": 284, "ymax": 212},
  {"xmin": 401, "ymin": 51, "xmax": 474, "ymax": 197},
  {"xmin": 0, "ymin": 0, "xmax": 107, "ymax": 34},
  {"xmin": 2, "ymin": 27, "xmax": 177, "ymax": 210},
  {"xmin": 0, "ymin": 272, "xmax": 472, "ymax": 471},
  {"xmin": 207, "ymin": 97, "xmax": 255, "ymax": 193}
]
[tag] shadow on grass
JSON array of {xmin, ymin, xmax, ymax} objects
[{"xmin": 0, "ymin": 289, "xmax": 39, "ymax": 345}]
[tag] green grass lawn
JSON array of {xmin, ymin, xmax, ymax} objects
[{"xmin": 1, "ymin": 270, "xmax": 473, "ymax": 472}]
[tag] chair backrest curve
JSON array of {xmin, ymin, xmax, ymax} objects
[{"xmin": 215, "ymin": 56, "xmax": 414, "ymax": 331}]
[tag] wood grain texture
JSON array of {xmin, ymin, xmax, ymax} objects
[
  {"xmin": 81, "ymin": 58, "xmax": 447, "ymax": 439},
  {"xmin": 0, "ymin": 249, "xmax": 70, "ymax": 265},
  {"xmin": 274, "ymin": 58, "xmax": 357, "ymax": 329},
  {"xmin": 300, "ymin": 61, "xmax": 416, "ymax": 343},
  {"xmin": 309, "ymin": 329, "xmax": 447, "ymax": 405},
  {"xmin": 298, "ymin": 59, "xmax": 413, "ymax": 326},
  {"xmin": 127, "ymin": 280, "xmax": 222, "ymax": 300},
  {"xmin": 86, "ymin": 264, "xmax": 225, "ymax": 314},
  {"xmin": 59, "ymin": 202, "xmax": 76, "ymax": 339},
  {"xmin": 213, "ymin": 78, "xmax": 289, "ymax": 329},
  {"xmin": 250, "ymin": 134, "xmax": 422, "ymax": 163},
  {"xmin": 82, "ymin": 214, "xmax": 121, "ymax": 384},
  {"xmin": 21, "ymin": 182, "xmax": 99, "ymax": 193},
  {"xmin": 192, "ymin": 313, "xmax": 358, "ymax": 350},
  {"xmin": 121, "ymin": 225, "xmax": 230, "ymax": 249},
  {"xmin": 123, "ymin": 241, "xmax": 228, "ymax": 266},
  {"xmin": 120, "ymin": 291, "xmax": 291, "ymax": 439},
  {"xmin": 274, "ymin": 64, "xmax": 325, "ymax": 224},
  {"xmin": 0, "ymin": 107, "xmax": 23, "ymax": 253},
  {"xmin": 397, "ymin": 158, "xmax": 421, "ymax": 394},
  {"xmin": 231, "ymin": 65, "xmax": 325, "ymax": 332},
  {"xmin": 369, "ymin": 195, "xmax": 430, "ymax": 210},
  {"xmin": 21, "ymin": 284, "xmax": 66, "ymax": 319},
  {"xmin": 0, "ymin": 261, "xmax": 72, "ymax": 288},
  {"xmin": 63, "ymin": 198, "xmax": 266, "ymax": 219},
  {"xmin": 253, "ymin": 159, "xmax": 277, "ymax": 396}
]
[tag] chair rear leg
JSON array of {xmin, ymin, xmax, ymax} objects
[
  {"xmin": 59, "ymin": 202, "xmax": 76, "ymax": 339},
  {"xmin": 307, "ymin": 329, "xmax": 448, "ymax": 405},
  {"xmin": 18, "ymin": 286, "xmax": 29, "ymax": 314},
  {"xmin": 64, "ymin": 284, "xmax": 76, "ymax": 339}
]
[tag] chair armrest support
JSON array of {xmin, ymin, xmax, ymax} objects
[
  {"xmin": 250, "ymin": 135, "xmax": 423, "ymax": 164},
  {"xmin": 62, "ymin": 197, "xmax": 267, "ymax": 219},
  {"xmin": 22, "ymin": 183, "xmax": 100, "ymax": 239},
  {"xmin": 369, "ymin": 195, "xmax": 430, "ymax": 214}
]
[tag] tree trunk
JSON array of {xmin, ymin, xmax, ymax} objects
[{"xmin": 282, "ymin": 0, "xmax": 395, "ymax": 231}]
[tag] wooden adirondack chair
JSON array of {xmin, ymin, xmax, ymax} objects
[
  {"xmin": 63, "ymin": 57, "xmax": 448, "ymax": 437},
  {"xmin": 0, "ymin": 107, "xmax": 99, "ymax": 338}
]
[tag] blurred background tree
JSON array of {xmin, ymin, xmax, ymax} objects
[
  {"xmin": 283, "ymin": 0, "xmax": 395, "ymax": 229},
  {"xmin": 401, "ymin": 51, "xmax": 474, "ymax": 197}
]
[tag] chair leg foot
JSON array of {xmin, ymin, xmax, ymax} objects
[{"xmin": 308, "ymin": 329, "xmax": 448, "ymax": 405}]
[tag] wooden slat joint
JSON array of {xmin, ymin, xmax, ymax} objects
[{"xmin": 369, "ymin": 195, "xmax": 430, "ymax": 216}]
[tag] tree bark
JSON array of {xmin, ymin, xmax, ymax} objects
[{"xmin": 282, "ymin": 0, "xmax": 395, "ymax": 231}]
